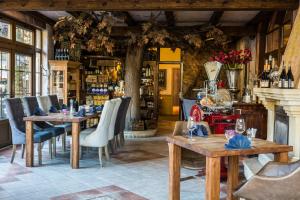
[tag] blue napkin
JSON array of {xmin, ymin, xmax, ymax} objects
[
  {"xmin": 49, "ymin": 106, "xmax": 59, "ymax": 113},
  {"xmin": 61, "ymin": 104, "xmax": 67, "ymax": 110},
  {"xmin": 225, "ymin": 134, "xmax": 251, "ymax": 150},
  {"xmin": 189, "ymin": 124, "xmax": 208, "ymax": 137},
  {"xmin": 88, "ymin": 106, "xmax": 96, "ymax": 114},
  {"xmin": 74, "ymin": 108, "xmax": 86, "ymax": 117},
  {"xmin": 96, "ymin": 105, "xmax": 103, "ymax": 112},
  {"xmin": 34, "ymin": 106, "xmax": 48, "ymax": 116}
]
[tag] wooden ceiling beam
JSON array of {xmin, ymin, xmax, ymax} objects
[
  {"xmin": 209, "ymin": 11, "xmax": 223, "ymax": 26},
  {"xmin": 22, "ymin": 11, "xmax": 55, "ymax": 26},
  {"xmin": 110, "ymin": 25, "xmax": 256, "ymax": 37},
  {"xmin": 246, "ymin": 11, "xmax": 273, "ymax": 26},
  {"xmin": 122, "ymin": 12, "xmax": 136, "ymax": 26},
  {"xmin": 0, "ymin": 11, "xmax": 46, "ymax": 29},
  {"xmin": 0, "ymin": 0, "xmax": 298, "ymax": 11},
  {"xmin": 165, "ymin": 11, "xmax": 175, "ymax": 27}
]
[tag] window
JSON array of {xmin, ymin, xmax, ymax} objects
[
  {"xmin": 0, "ymin": 20, "xmax": 11, "ymax": 39},
  {"xmin": 35, "ymin": 52, "xmax": 41, "ymax": 96},
  {"xmin": 15, "ymin": 54, "xmax": 32, "ymax": 97},
  {"xmin": 36, "ymin": 29, "xmax": 41, "ymax": 49},
  {"xmin": 16, "ymin": 26, "xmax": 33, "ymax": 45},
  {"xmin": 0, "ymin": 51, "xmax": 10, "ymax": 118}
]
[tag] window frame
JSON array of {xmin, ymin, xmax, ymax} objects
[{"xmin": 0, "ymin": 14, "xmax": 47, "ymax": 118}]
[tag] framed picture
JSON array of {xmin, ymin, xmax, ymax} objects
[{"xmin": 158, "ymin": 69, "xmax": 167, "ymax": 89}]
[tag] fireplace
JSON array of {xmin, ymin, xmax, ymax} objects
[
  {"xmin": 274, "ymin": 106, "xmax": 289, "ymax": 145},
  {"xmin": 254, "ymin": 88, "xmax": 300, "ymax": 159}
]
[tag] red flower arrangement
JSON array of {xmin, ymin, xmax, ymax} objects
[{"xmin": 210, "ymin": 49, "xmax": 252, "ymax": 70}]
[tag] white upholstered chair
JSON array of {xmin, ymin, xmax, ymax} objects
[
  {"xmin": 108, "ymin": 98, "xmax": 122, "ymax": 152},
  {"xmin": 37, "ymin": 95, "xmax": 70, "ymax": 152},
  {"xmin": 79, "ymin": 100, "xmax": 115, "ymax": 167},
  {"xmin": 37, "ymin": 96, "xmax": 51, "ymax": 113}
]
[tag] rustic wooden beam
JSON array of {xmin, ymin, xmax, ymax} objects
[
  {"xmin": 22, "ymin": 11, "xmax": 55, "ymax": 26},
  {"xmin": 209, "ymin": 11, "xmax": 223, "ymax": 26},
  {"xmin": 247, "ymin": 11, "xmax": 273, "ymax": 26},
  {"xmin": 0, "ymin": 0, "xmax": 298, "ymax": 11},
  {"xmin": 0, "ymin": 11, "xmax": 46, "ymax": 29},
  {"xmin": 123, "ymin": 12, "xmax": 136, "ymax": 26},
  {"xmin": 165, "ymin": 11, "xmax": 175, "ymax": 27},
  {"xmin": 110, "ymin": 25, "xmax": 256, "ymax": 37}
]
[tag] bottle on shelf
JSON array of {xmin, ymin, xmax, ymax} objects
[
  {"xmin": 260, "ymin": 60, "xmax": 269, "ymax": 88},
  {"xmin": 279, "ymin": 61, "xmax": 288, "ymax": 89},
  {"xmin": 287, "ymin": 63, "xmax": 294, "ymax": 89}
]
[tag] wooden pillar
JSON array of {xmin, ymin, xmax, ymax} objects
[
  {"xmin": 283, "ymin": 9, "xmax": 300, "ymax": 88},
  {"xmin": 124, "ymin": 44, "xmax": 144, "ymax": 126},
  {"xmin": 255, "ymin": 22, "xmax": 267, "ymax": 76}
]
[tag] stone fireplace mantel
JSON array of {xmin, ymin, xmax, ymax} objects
[{"xmin": 254, "ymin": 88, "xmax": 300, "ymax": 159}]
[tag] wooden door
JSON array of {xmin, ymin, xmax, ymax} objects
[{"xmin": 172, "ymin": 68, "xmax": 180, "ymax": 115}]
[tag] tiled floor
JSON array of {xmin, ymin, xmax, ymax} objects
[{"xmin": 0, "ymin": 119, "xmax": 228, "ymax": 200}]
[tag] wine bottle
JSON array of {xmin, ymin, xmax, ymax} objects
[
  {"xmin": 280, "ymin": 61, "xmax": 287, "ymax": 89},
  {"xmin": 287, "ymin": 63, "xmax": 294, "ymax": 89}
]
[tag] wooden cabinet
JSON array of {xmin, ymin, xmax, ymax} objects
[
  {"xmin": 233, "ymin": 103, "xmax": 268, "ymax": 139},
  {"xmin": 49, "ymin": 60, "xmax": 81, "ymax": 104}
]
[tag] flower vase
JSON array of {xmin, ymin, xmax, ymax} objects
[{"xmin": 226, "ymin": 68, "xmax": 241, "ymax": 102}]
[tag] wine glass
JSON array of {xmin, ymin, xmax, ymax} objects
[
  {"xmin": 235, "ymin": 118, "xmax": 246, "ymax": 134},
  {"xmin": 187, "ymin": 116, "xmax": 195, "ymax": 141}
]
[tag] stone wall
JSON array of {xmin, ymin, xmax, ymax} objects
[{"xmin": 182, "ymin": 49, "xmax": 227, "ymax": 99}]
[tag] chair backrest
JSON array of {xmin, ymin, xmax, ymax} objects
[
  {"xmin": 182, "ymin": 99, "xmax": 196, "ymax": 121},
  {"xmin": 119, "ymin": 97, "xmax": 131, "ymax": 133},
  {"xmin": 22, "ymin": 96, "xmax": 51, "ymax": 129},
  {"xmin": 83, "ymin": 100, "xmax": 115, "ymax": 147},
  {"xmin": 49, "ymin": 95, "xmax": 60, "ymax": 110},
  {"xmin": 5, "ymin": 98, "xmax": 26, "ymax": 144},
  {"xmin": 114, "ymin": 97, "xmax": 131, "ymax": 136},
  {"xmin": 37, "ymin": 96, "xmax": 51, "ymax": 113},
  {"xmin": 5, "ymin": 98, "xmax": 26, "ymax": 133},
  {"xmin": 108, "ymin": 98, "xmax": 122, "ymax": 140}
]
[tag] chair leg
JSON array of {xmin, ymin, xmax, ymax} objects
[
  {"xmin": 109, "ymin": 140, "xmax": 115, "ymax": 154},
  {"xmin": 62, "ymin": 132, "xmax": 66, "ymax": 152},
  {"xmin": 104, "ymin": 145, "xmax": 110, "ymax": 161},
  {"xmin": 21, "ymin": 144, "xmax": 25, "ymax": 159},
  {"xmin": 98, "ymin": 147, "xmax": 103, "ymax": 167},
  {"xmin": 38, "ymin": 143, "xmax": 42, "ymax": 166},
  {"xmin": 116, "ymin": 136, "xmax": 121, "ymax": 148},
  {"xmin": 52, "ymin": 137, "xmax": 56, "ymax": 157},
  {"xmin": 10, "ymin": 144, "xmax": 17, "ymax": 163},
  {"xmin": 120, "ymin": 132, "xmax": 125, "ymax": 146},
  {"xmin": 79, "ymin": 146, "xmax": 82, "ymax": 160},
  {"xmin": 49, "ymin": 140, "xmax": 53, "ymax": 159}
]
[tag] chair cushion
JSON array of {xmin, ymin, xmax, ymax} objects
[
  {"xmin": 55, "ymin": 123, "xmax": 71, "ymax": 132},
  {"xmin": 182, "ymin": 99, "xmax": 196, "ymax": 121},
  {"xmin": 33, "ymin": 130, "xmax": 53, "ymax": 143},
  {"xmin": 43, "ymin": 127, "xmax": 65, "ymax": 137}
]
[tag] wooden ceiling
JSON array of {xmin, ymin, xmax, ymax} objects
[{"xmin": 0, "ymin": 0, "xmax": 298, "ymax": 11}]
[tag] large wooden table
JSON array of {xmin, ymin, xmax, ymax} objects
[
  {"xmin": 167, "ymin": 135, "xmax": 293, "ymax": 200},
  {"xmin": 23, "ymin": 113, "xmax": 99, "ymax": 169}
]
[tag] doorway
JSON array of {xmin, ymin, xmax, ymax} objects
[{"xmin": 158, "ymin": 63, "xmax": 182, "ymax": 117}]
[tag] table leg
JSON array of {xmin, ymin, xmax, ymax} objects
[
  {"xmin": 71, "ymin": 122, "xmax": 80, "ymax": 169},
  {"xmin": 274, "ymin": 152, "xmax": 289, "ymax": 163},
  {"xmin": 206, "ymin": 157, "xmax": 221, "ymax": 200},
  {"xmin": 168, "ymin": 143, "xmax": 181, "ymax": 200},
  {"xmin": 25, "ymin": 121, "xmax": 34, "ymax": 167},
  {"xmin": 227, "ymin": 156, "xmax": 239, "ymax": 200}
]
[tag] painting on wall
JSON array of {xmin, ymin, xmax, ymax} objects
[{"xmin": 158, "ymin": 69, "xmax": 167, "ymax": 89}]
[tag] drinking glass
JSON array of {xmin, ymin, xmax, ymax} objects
[
  {"xmin": 187, "ymin": 116, "xmax": 195, "ymax": 141},
  {"xmin": 235, "ymin": 118, "xmax": 246, "ymax": 134}
]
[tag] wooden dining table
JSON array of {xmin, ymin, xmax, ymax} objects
[
  {"xmin": 167, "ymin": 135, "xmax": 293, "ymax": 200},
  {"xmin": 23, "ymin": 112, "xmax": 100, "ymax": 169}
]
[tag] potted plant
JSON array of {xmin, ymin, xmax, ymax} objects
[{"xmin": 210, "ymin": 49, "xmax": 252, "ymax": 100}]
